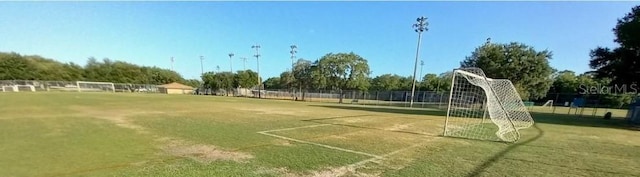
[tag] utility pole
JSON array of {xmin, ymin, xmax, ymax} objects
[
  {"xmin": 410, "ymin": 16, "xmax": 428, "ymax": 108},
  {"xmin": 252, "ymin": 44, "xmax": 261, "ymax": 98},
  {"xmin": 228, "ymin": 53, "xmax": 234, "ymax": 73},
  {"xmin": 200, "ymin": 56, "xmax": 204, "ymax": 76}
]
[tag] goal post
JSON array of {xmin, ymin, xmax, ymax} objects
[
  {"xmin": 444, "ymin": 68, "xmax": 534, "ymax": 142},
  {"xmin": 541, "ymin": 100, "xmax": 554, "ymax": 108},
  {"xmin": 76, "ymin": 81, "xmax": 115, "ymax": 92}
]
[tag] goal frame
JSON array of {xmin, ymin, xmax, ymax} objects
[
  {"xmin": 443, "ymin": 68, "xmax": 525, "ymax": 142},
  {"xmin": 76, "ymin": 81, "xmax": 115, "ymax": 93},
  {"xmin": 541, "ymin": 100, "xmax": 554, "ymax": 108}
]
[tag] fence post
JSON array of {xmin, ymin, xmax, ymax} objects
[
  {"xmin": 389, "ymin": 92, "xmax": 393, "ymax": 106},
  {"xmin": 421, "ymin": 91, "xmax": 427, "ymax": 108},
  {"xmin": 404, "ymin": 91, "xmax": 408, "ymax": 107},
  {"xmin": 552, "ymin": 93, "xmax": 559, "ymax": 114},
  {"xmin": 438, "ymin": 92, "xmax": 444, "ymax": 109}
]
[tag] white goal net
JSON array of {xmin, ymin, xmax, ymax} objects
[
  {"xmin": 76, "ymin": 81, "xmax": 115, "ymax": 92},
  {"xmin": 444, "ymin": 68, "xmax": 534, "ymax": 142}
]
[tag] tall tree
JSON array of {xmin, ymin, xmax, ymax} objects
[
  {"xmin": 0, "ymin": 52, "xmax": 33, "ymax": 80},
  {"xmin": 279, "ymin": 71, "xmax": 295, "ymax": 89},
  {"xmin": 421, "ymin": 73, "xmax": 440, "ymax": 91},
  {"xmin": 370, "ymin": 74, "xmax": 403, "ymax": 91},
  {"xmin": 184, "ymin": 79, "xmax": 202, "ymax": 88},
  {"xmin": 551, "ymin": 70, "xmax": 579, "ymax": 93},
  {"xmin": 263, "ymin": 77, "xmax": 281, "ymax": 89},
  {"xmin": 313, "ymin": 52, "xmax": 371, "ymax": 103},
  {"xmin": 292, "ymin": 59, "xmax": 314, "ymax": 100},
  {"xmin": 234, "ymin": 70, "xmax": 259, "ymax": 88},
  {"xmin": 589, "ymin": 6, "xmax": 640, "ymax": 86},
  {"xmin": 461, "ymin": 42, "xmax": 554, "ymax": 100},
  {"xmin": 201, "ymin": 71, "xmax": 234, "ymax": 95}
]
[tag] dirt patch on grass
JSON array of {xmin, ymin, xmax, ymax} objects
[
  {"xmin": 69, "ymin": 106, "xmax": 165, "ymax": 133},
  {"xmin": 309, "ymin": 167, "xmax": 352, "ymax": 177},
  {"xmin": 342, "ymin": 118, "xmax": 367, "ymax": 123},
  {"xmin": 387, "ymin": 123, "xmax": 412, "ymax": 131},
  {"xmin": 158, "ymin": 137, "xmax": 253, "ymax": 163},
  {"xmin": 273, "ymin": 139, "xmax": 294, "ymax": 146},
  {"xmin": 235, "ymin": 107, "xmax": 300, "ymax": 116}
]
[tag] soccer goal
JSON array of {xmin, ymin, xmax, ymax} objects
[
  {"xmin": 443, "ymin": 68, "xmax": 534, "ymax": 142},
  {"xmin": 541, "ymin": 100, "xmax": 554, "ymax": 109},
  {"xmin": 1, "ymin": 85, "xmax": 18, "ymax": 92},
  {"xmin": 76, "ymin": 81, "xmax": 115, "ymax": 92}
]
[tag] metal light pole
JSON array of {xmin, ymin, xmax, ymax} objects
[
  {"xmin": 410, "ymin": 16, "xmax": 428, "ymax": 108},
  {"xmin": 239, "ymin": 57, "xmax": 247, "ymax": 70},
  {"xmin": 252, "ymin": 44, "xmax": 261, "ymax": 98},
  {"xmin": 200, "ymin": 56, "xmax": 204, "ymax": 76},
  {"xmin": 170, "ymin": 57, "xmax": 174, "ymax": 71},
  {"xmin": 290, "ymin": 45, "xmax": 297, "ymax": 70},
  {"xmin": 228, "ymin": 53, "xmax": 234, "ymax": 73},
  {"xmin": 419, "ymin": 60, "xmax": 424, "ymax": 83},
  {"xmin": 290, "ymin": 44, "xmax": 298, "ymax": 97}
]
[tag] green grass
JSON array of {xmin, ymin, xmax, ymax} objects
[{"xmin": 0, "ymin": 92, "xmax": 639, "ymax": 176}]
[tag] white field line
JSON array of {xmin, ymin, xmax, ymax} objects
[
  {"xmin": 347, "ymin": 137, "xmax": 441, "ymax": 168},
  {"xmin": 257, "ymin": 131, "xmax": 382, "ymax": 158},
  {"xmin": 259, "ymin": 124, "xmax": 332, "ymax": 133},
  {"xmin": 257, "ymin": 122, "xmax": 444, "ymax": 176}
]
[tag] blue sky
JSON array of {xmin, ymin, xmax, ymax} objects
[{"xmin": 0, "ymin": 2, "xmax": 637, "ymax": 80}]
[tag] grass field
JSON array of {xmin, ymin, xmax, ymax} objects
[{"xmin": 1, "ymin": 92, "xmax": 639, "ymax": 177}]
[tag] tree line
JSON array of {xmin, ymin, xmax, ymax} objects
[{"xmin": 0, "ymin": 52, "xmax": 201, "ymax": 87}]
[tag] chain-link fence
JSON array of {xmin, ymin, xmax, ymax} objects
[
  {"xmin": 253, "ymin": 89, "xmax": 450, "ymax": 109},
  {"xmin": 527, "ymin": 92, "xmax": 634, "ymax": 118},
  {"xmin": 2, "ymin": 80, "xmax": 632, "ymax": 119},
  {"xmin": 0, "ymin": 80, "xmax": 161, "ymax": 93},
  {"xmin": 250, "ymin": 89, "xmax": 632, "ymax": 118}
]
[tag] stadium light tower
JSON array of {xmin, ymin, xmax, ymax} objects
[
  {"xmin": 239, "ymin": 57, "xmax": 247, "ymax": 70},
  {"xmin": 228, "ymin": 53, "xmax": 234, "ymax": 73},
  {"xmin": 252, "ymin": 44, "xmax": 262, "ymax": 98},
  {"xmin": 200, "ymin": 56, "xmax": 204, "ymax": 76},
  {"xmin": 171, "ymin": 57, "xmax": 174, "ymax": 71},
  {"xmin": 290, "ymin": 44, "xmax": 297, "ymax": 70},
  {"xmin": 410, "ymin": 16, "xmax": 428, "ymax": 108},
  {"xmin": 419, "ymin": 60, "xmax": 424, "ymax": 82}
]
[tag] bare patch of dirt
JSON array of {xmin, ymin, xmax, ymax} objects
[
  {"xmin": 254, "ymin": 167, "xmax": 298, "ymax": 177},
  {"xmin": 342, "ymin": 118, "xmax": 367, "ymax": 123},
  {"xmin": 307, "ymin": 166, "xmax": 381, "ymax": 177},
  {"xmin": 158, "ymin": 137, "xmax": 253, "ymax": 163},
  {"xmin": 387, "ymin": 123, "xmax": 412, "ymax": 131},
  {"xmin": 235, "ymin": 107, "xmax": 300, "ymax": 116},
  {"xmin": 69, "ymin": 106, "xmax": 165, "ymax": 134},
  {"xmin": 273, "ymin": 139, "xmax": 294, "ymax": 146},
  {"xmin": 308, "ymin": 167, "xmax": 352, "ymax": 177},
  {"xmin": 327, "ymin": 135, "xmax": 348, "ymax": 140}
]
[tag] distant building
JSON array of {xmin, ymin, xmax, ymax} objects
[{"xmin": 158, "ymin": 82, "xmax": 194, "ymax": 94}]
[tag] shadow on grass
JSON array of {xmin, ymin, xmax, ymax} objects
[
  {"xmin": 300, "ymin": 114, "xmax": 441, "ymax": 137},
  {"xmin": 529, "ymin": 112, "xmax": 632, "ymax": 131},
  {"xmin": 309, "ymin": 104, "xmax": 447, "ymax": 117},
  {"xmin": 466, "ymin": 124, "xmax": 544, "ymax": 177},
  {"xmin": 310, "ymin": 104, "xmax": 636, "ymax": 131}
]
